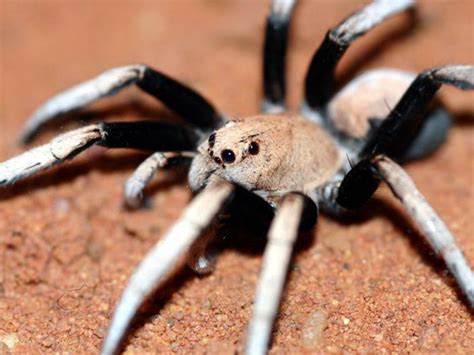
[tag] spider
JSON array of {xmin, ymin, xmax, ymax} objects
[{"xmin": 1, "ymin": 0, "xmax": 473, "ymax": 354}]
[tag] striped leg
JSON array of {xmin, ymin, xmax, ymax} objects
[
  {"xmin": 262, "ymin": 0, "xmax": 297, "ymax": 113},
  {"xmin": 336, "ymin": 65, "xmax": 474, "ymax": 210},
  {"xmin": 0, "ymin": 121, "xmax": 198, "ymax": 187},
  {"xmin": 303, "ymin": 0, "xmax": 415, "ymax": 114},
  {"xmin": 20, "ymin": 64, "xmax": 222, "ymax": 143}
]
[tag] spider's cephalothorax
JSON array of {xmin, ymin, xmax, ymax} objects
[
  {"xmin": 189, "ymin": 115, "xmax": 342, "ymax": 204},
  {"xmin": 1, "ymin": 0, "xmax": 473, "ymax": 354}
]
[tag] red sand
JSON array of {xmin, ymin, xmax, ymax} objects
[{"xmin": 1, "ymin": 1, "xmax": 473, "ymax": 354}]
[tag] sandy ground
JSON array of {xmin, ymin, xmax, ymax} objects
[{"xmin": 1, "ymin": 0, "xmax": 473, "ymax": 354}]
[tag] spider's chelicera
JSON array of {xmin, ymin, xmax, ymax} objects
[{"xmin": 1, "ymin": 0, "xmax": 473, "ymax": 354}]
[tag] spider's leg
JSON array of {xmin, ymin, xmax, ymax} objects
[
  {"xmin": 19, "ymin": 64, "xmax": 222, "ymax": 143},
  {"xmin": 322, "ymin": 156, "xmax": 474, "ymax": 306},
  {"xmin": 337, "ymin": 65, "xmax": 474, "ymax": 210},
  {"xmin": 302, "ymin": 0, "xmax": 415, "ymax": 115},
  {"xmin": 374, "ymin": 156, "xmax": 474, "ymax": 306},
  {"xmin": 261, "ymin": 0, "xmax": 297, "ymax": 113},
  {"xmin": 123, "ymin": 151, "xmax": 196, "ymax": 209},
  {"xmin": 362, "ymin": 65, "xmax": 474, "ymax": 159},
  {"xmin": 101, "ymin": 180, "xmax": 235, "ymax": 355},
  {"xmin": 0, "ymin": 121, "xmax": 198, "ymax": 187},
  {"xmin": 246, "ymin": 193, "xmax": 317, "ymax": 355}
]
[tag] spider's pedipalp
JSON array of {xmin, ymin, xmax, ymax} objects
[
  {"xmin": 304, "ymin": 0, "xmax": 415, "ymax": 111},
  {"xmin": 186, "ymin": 228, "xmax": 218, "ymax": 274},
  {"xmin": 187, "ymin": 185, "xmax": 276, "ymax": 274},
  {"xmin": 102, "ymin": 180, "xmax": 235, "ymax": 355},
  {"xmin": 246, "ymin": 193, "xmax": 317, "ymax": 355},
  {"xmin": 374, "ymin": 156, "xmax": 474, "ymax": 306},
  {"xmin": 262, "ymin": 0, "xmax": 297, "ymax": 113},
  {"xmin": 0, "ymin": 121, "xmax": 199, "ymax": 188},
  {"xmin": 20, "ymin": 64, "xmax": 221, "ymax": 144},
  {"xmin": 124, "ymin": 151, "xmax": 196, "ymax": 209}
]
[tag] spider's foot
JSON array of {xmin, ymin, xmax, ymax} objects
[{"xmin": 123, "ymin": 179, "xmax": 146, "ymax": 210}]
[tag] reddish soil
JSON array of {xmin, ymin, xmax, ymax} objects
[{"xmin": 1, "ymin": 1, "xmax": 473, "ymax": 354}]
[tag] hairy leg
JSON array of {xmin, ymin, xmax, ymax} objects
[
  {"xmin": 303, "ymin": 0, "xmax": 415, "ymax": 112},
  {"xmin": 20, "ymin": 65, "xmax": 222, "ymax": 143},
  {"xmin": 337, "ymin": 65, "xmax": 474, "ymax": 210},
  {"xmin": 0, "ymin": 121, "xmax": 199, "ymax": 187},
  {"xmin": 246, "ymin": 193, "xmax": 317, "ymax": 355},
  {"xmin": 101, "ymin": 180, "xmax": 235, "ymax": 355},
  {"xmin": 374, "ymin": 156, "xmax": 474, "ymax": 306},
  {"xmin": 262, "ymin": 0, "xmax": 297, "ymax": 113}
]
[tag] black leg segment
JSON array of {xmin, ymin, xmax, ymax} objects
[
  {"xmin": 0, "ymin": 120, "xmax": 200, "ymax": 187},
  {"xmin": 137, "ymin": 67, "xmax": 221, "ymax": 129},
  {"xmin": 262, "ymin": 0, "xmax": 296, "ymax": 112},
  {"xmin": 20, "ymin": 64, "xmax": 222, "ymax": 144},
  {"xmin": 99, "ymin": 121, "xmax": 200, "ymax": 152},
  {"xmin": 335, "ymin": 159, "xmax": 380, "ymax": 210},
  {"xmin": 304, "ymin": 0, "xmax": 415, "ymax": 110}
]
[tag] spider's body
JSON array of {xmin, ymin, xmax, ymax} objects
[
  {"xmin": 187, "ymin": 66, "xmax": 449, "ymax": 212},
  {"xmin": 1, "ymin": 0, "xmax": 473, "ymax": 354}
]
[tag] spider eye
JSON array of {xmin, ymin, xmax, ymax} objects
[
  {"xmin": 208, "ymin": 133, "xmax": 216, "ymax": 147},
  {"xmin": 248, "ymin": 141, "xmax": 259, "ymax": 155},
  {"xmin": 221, "ymin": 149, "xmax": 236, "ymax": 163}
]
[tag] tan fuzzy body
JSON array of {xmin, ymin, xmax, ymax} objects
[
  {"xmin": 189, "ymin": 114, "xmax": 342, "ymax": 203},
  {"xmin": 328, "ymin": 69, "xmax": 415, "ymax": 138}
]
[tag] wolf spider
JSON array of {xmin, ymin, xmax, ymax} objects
[{"xmin": 1, "ymin": 0, "xmax": 473, "ymax": 354}]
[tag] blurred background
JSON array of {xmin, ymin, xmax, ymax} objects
[{"xmin": 1, "ymin": 1, "xmax": 473, "ymax": 353}]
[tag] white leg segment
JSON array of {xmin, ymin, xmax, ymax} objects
[
  {"xmin": 0, "ymin": 125, "xmax": 103, "ymax": 186},
  {"xmin": 332, "ymin": 0, "xmax": 415, "ymax": 44},
  {"xmin": 433, "ymin": 65, "xmax": 474, "ymax": 89},
  {"xmin": 20, "ymin": 65, "xmax": 145, "ymax": 143},
  {"xmin": 374, "ymin": 156, "xmax": 474, "ymax": 307},
  {"xmin": 123, "ymin": 151, "xmax": 196, "ymax": 209},
  {"xmin": 270, "ymin": 0, "xmax": 296, "ymax": 20},
  {"xmin": 246, "ymin": 193, "xmax": 305, "ymax": 355},
  {"xmin": 101, "ymin": 180, "xmax": 234, "ymax": 355}
]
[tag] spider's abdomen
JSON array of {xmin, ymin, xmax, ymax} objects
[
  {"xmin": 328, "ymin": 69, "xmax": 415, "ymax": 139},
  {"xmin": 189, "ymin": 114, "xmax": 342, "ymax": 203}
]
